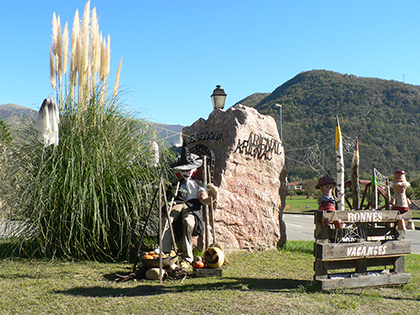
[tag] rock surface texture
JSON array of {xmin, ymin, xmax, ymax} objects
[{"xmin": 182, "ymin": 104, "xmax": 287, "ymax": 251}]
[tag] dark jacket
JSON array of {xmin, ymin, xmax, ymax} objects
[{"xmin": 173, "ymin": 179, "xmax": 205, "ymax": 236}]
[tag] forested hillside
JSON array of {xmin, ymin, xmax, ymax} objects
[{"xmin": 237, "ymin": 70, "xmax": 420, "ymax": 180}]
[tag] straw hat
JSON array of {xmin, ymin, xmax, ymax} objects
[{"xmin": 316, "ymin": 176, "xmax": 336, "ymax": 189}]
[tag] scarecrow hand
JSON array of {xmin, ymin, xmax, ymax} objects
[{"xmin": 208, "ymin": 183, "xmax": 219, "ymax": 199}]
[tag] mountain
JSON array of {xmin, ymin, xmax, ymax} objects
[
  {"xmin": 0, "ymin": 103, "xmax": 183, "ymax": 147},
  {"xmin": 0, "ymin": 103, "xmax": 37, "ymax": 126},
  {"xmin": 5, "ymin": 69, "xmax": 420, "ymax": 179},
  {"xmin": 236, "ymin": 70, "xmax": 420, "ymax": 179},
  {"xmin": 152, "ymin": 123, "xmax": 183, "ymax": 147}
]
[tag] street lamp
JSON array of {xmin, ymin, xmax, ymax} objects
[
  {"xmin": 275, "ymin": 104, "xmax": 283, "ymax": 142},
  {"xmin": 211, "ymin": 85, "xmax": 227, "ymax": 110}
]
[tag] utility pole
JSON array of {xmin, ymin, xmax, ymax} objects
[{"xmin": 275, "ymin": 104, "xmax": 283, "ymax": 142}]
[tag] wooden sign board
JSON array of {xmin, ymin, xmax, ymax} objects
[
  {"xmin": 315, "ymin": 239, "xmax": 411, "ymax": 261},
  {"xmin": 315, "ymin": 210, "xmax": 412, "ymax": 223}
]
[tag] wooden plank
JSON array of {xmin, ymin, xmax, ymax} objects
[
  {"xmin": 314, "ymin": 256, "xmax": 403, "ymax": 272},
  {"xmin": 394, "ymin": 256, "xmax": 405, "ymax": 273},
  {"xmin": 314, "ymin": 239, "xmax": 411, "ymax": 261},
  {"xmin": 315, "ymin": 210, "xmax": 412, "ymax": 223},
  {"xmin": 355, "ymin": 258, "xmax": 367, "ymax": 273},
  {"xmin": 313, "ymin": 260, "xmax": 328, "ymax": 279},
  {"xmin": 317, "ymin": 273, "xmax": 411, "ymax": 291},
  {"xmin": 193, "ymin": 267, "xmax": 222, "ymax": 277}
]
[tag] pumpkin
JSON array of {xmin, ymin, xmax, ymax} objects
[
  {"xmin": 192, "ymin": 260, "xmax": 205, "ymax": 269},
  {"xmin": 204, "ymin": 246, "xmax": 224, "ymax": 268},
  {"xmin": 145, "ymin": 268, "xmax": 163, "ymax": 280}
]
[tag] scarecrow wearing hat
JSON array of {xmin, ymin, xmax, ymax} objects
[
  {"xmin": 391, "ymin": 171, "xmax": 411, "ymax": 213},
  {"xmin": 316, "ymin": 176, "xmax": 337, "ymax": 211},
  {"xmin": 162, "ymin": 146, "xmax": 218, "ymax": 268}
]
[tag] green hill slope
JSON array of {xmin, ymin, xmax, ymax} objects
[{"xmin": 236, "ymin": 70, "xmax": 420, "ymax": 179}]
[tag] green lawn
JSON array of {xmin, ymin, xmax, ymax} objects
[
  {"xmin": 1, "ymin": 242, "xmax": 420, "ymax": 314},
  {"xmin": 284, "ymin": 195, "xmax": 318, "ymax": 213}
]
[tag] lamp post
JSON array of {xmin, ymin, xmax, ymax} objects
[
  {"xmin": 211, "ymin": 85, "xmax": 227, "ymax": 110},
  {"xmin": 275, "ymin": 104, "xmax": 283, "ymax": 142}
]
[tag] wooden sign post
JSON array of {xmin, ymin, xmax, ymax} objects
[{"xmin": 314, "ymin": 210, "xmax": 412, "ymax": 290}]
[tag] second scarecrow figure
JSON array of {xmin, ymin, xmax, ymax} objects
[
  {"xmin": 391, "ymin": 170, "xmax": 411, "ymax": 213},
  {"xmin": 316, "ymin": 176, "xmax": 337, "ymax": 211}
]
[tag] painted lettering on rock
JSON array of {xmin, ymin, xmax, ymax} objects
[{"xmin": 234, "ymin": 132, "xmax": 282, "ymax": 160}]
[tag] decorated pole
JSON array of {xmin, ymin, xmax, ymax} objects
[
  {"xmin": 372, "ymin": 168, "xmax": 378, "ymax": 209},
  {"xmin": 351, "ymin": 137, "xmax": 360, "ymax": 209},
  {"xmin": 385, "ymin": 178, "xmax": 391, "ymax": 210},
  {"xmin": 336, "ymin": 116, "xmax": 345, "ymax": 210}
]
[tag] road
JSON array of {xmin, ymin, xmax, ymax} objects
[
  {"xmin": 283, "ymin": 213, "xmax": 420, "ymax": 254},
  {"xmin": 3, "ymin": 215, "xmax": 419, "ymax": 254}
]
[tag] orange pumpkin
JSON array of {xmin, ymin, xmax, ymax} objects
[{"xmin": 192, "ymin": 260, "xmax": 205, "ymax": 269}]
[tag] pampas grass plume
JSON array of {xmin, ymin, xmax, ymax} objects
[
  {"xmin": 61, "ymin": 22, "xmax": 69, "ymax": 82},
  {"xmin": 50, "ymin": 47, "xmax": 56, "ymax": 90},
  {"xmin": 113, "ymin": 57, "xmax": 123, "ymax": 97}
]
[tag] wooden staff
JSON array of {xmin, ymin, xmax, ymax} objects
[
  {"xmin": 158, "ymin": 178, "xmax": 163, "ymax": 284},
  {"xmin": 161, "ymin": 180, "xmax": 179, "ymax": 254},
  {"xmin": 208, "ymin": 164, "xmax": 216, "ymax": 244},
  {"xmin": 203, "ymin": 156, "xmax": 209, "ymax": 249},
  {"xmin": 133, "ymin": 186, "xmax": 159, "ymax": 272}
]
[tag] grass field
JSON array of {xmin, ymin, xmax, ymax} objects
[
  {"xmin": 284, "ymin": 195, "xmax": 319, "ymax": 213},
  {"xmin": 1, "ymin": 197, "xmax": 420, "ymax": 314},
  {"xmin": 1, "ymin": 241, "xmax": 420, "ymax": 314}
]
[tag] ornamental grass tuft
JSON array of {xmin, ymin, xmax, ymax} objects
[{"xmin": 0, "ymin": 1, "xmax": 174, "ymax": 261}]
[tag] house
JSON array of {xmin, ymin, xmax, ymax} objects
[{"xmin": 289, "ymin": 181, "xmax": 303, "ymax": 191}]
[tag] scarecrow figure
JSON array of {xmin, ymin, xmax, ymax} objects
[
  {"xmin": 316, "ymin": 176, "xmax": 337, "ymax": 211},
  {"xmin": 162, "ymin": 146, "xmax": 218, "ymax": 268},
  {"xmin": 391, "ymin": 170, "xmax": 411, "ymax": 213}
]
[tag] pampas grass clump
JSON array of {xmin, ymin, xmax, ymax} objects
[
  {"xmin": 0, "ymin": 1, "xmax": 173, "ymax": 260},
  {"xmin": 13, "ymin": 93, "xmax": 168, "ymax": 260}
]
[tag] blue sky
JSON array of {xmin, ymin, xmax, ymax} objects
[{"xmin": 1, "ymin": 0, "xmax": 420, "ymax": 126}]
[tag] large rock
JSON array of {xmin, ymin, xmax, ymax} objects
[{"xmin": 182, "ymin": 104, "xmax": 287, "ymax": 251}]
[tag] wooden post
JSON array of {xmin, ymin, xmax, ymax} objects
[
  {"xmin": 158, "ymin": 178, "xmax": 163, "ymax": 284},
  {"xmin": 203, "ymin": 156, "xmax": 211, "ymax": 249}
]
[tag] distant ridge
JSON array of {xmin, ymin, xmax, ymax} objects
[
  {"xmin": 0, "ymin": 103, "xmax": 36, "ymax": 118},
  {"xmin": 237, "ymin": 70, "xmax": 420, "ymax": 178},
  {"xmin": 7, "ymin": 69, "xmax": 420, "ymax": 177},
  {"xmin": 0, "ymin": 103, "xmax": 183, "ymax": 147},
  {"xmin": 0, "ymin": 103, "xmax": 37, "ymax": 126}
]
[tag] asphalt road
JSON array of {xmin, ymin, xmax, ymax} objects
[{"xmin": 283, "ymin": 213, "xmax": 420, "ymax": 254}]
